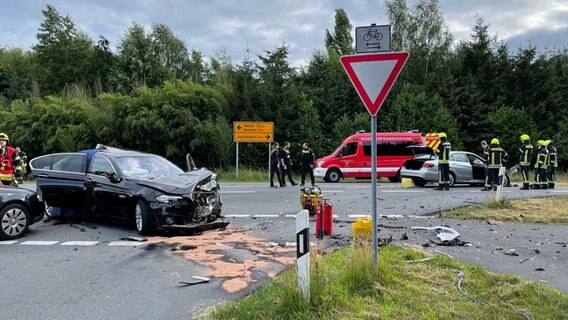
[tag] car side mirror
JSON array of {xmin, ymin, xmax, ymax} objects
[{"xmin": 109, "ymin": 172, "xmax": 123, "ymax": 183}]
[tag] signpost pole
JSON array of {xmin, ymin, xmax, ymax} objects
[
  {"xmin": 268, "ymin": 143, "xmax": 272, "ymax": 183},
  {"xmin": 371, "ymin": 115, "xmax": 378, "ymax": 270},
  {"xmin": 236, "ymin": 142, "xmax": 239, "ymax": 180}
]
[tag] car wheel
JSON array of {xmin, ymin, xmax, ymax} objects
[
  {"xmin": 449, "ymin": 172, "xmax": 456, "ymax": 187},
  {"xmin": 413, "ymin": 180, "xmax": 427, "ymax": 187},
  {"xmin": 0, "ymin": 204, "xmax": 30, "ymax": 240},
  {"xmin": 135, "ymin": 199, "xmax": 155, "ymax": 236},
  {"xmin": 388, "ymin": 170, "xmax": 401, "ymax": 183},
  {"xmin": 325, "ymin": 169, "xmax": 341, "ymax": 183},
  {"xmin": 45, "ymin": 204, "xmax": 53, "ymax": 219}
]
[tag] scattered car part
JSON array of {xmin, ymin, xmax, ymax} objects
[
  {"xmin": 411, "ymin": 225, "xmax": 461, "ymax": 242},
  {"xmin": 120, "ymin": 235, "xmax": 147, "ymax": 242},
  {"xmin": 178, "ymin": 276, "xmax": 210, "ymax": 286}
]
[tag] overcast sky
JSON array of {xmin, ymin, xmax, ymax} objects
[{"xmin": 1, "ymin": 0, "xmax": 567, "ymax": 67}]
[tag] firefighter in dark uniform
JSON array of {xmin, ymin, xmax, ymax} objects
[
  {"xmin": 0, "ymin": 133, "xmax": 23, "ymax": 186},
  {"xmin": 546, "ymin": 140, "xmax": 557, "ymax": 189},
  {"xmin": 279, "ymin": 141, "xmax": 297, "ymax": 186},
  {"xmin": 518, "ymin": 134, "xmax": 533, "ymax": 190},
  {"xmin": 435, "ymin": 132, "xmax": 451, "ymax": 190},
  {"xmin": 270, "ymin": 142, "xmax": 285, "ymax": 188},
  {"xmin": 482, "ymin": 138, "xmax": 509, "ymax": 191},
  {"xmin": 15, "ymin": 147, "xmax": 27, "ymax": 184},
  {"xmin": 531, "ymin": 140, "xmax": 549, "ymax": 189},
  {"xmin": 299, "ymin": 142, "xmax": 315, "ymax": 186}
]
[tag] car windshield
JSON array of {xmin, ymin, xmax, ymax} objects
[{"xmin": 115, "ymin": 155, "xmax": 183, "ymax": 178}]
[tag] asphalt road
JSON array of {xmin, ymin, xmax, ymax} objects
[{"xmin": 1, "ymin": 182, "xmax": 567, "ymax": 319}]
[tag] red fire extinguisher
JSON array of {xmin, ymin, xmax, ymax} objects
[{"xmin": 316, "ymin": 199, "xmax": 333, "ymax": 238}]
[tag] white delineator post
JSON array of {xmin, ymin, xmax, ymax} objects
[
  {"xmin": 296, "ymin": 209, "xmax": 310, "ymax": 301},
  {"xmin": 496, "ymin": 167, "xmax": 506, "ymax": 201}
]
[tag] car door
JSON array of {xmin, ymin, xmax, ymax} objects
[
  {"xmin": 29, "ymin": 153, "xmax": 87, "ymax": 210},
  {"xmin": 467, "ymin": 153, "xmax": 487, "ymax": 181},
  {"xmin": 85, "ymin": 154, "xmax": 134, "ymax": 218},
  {"xmin": 449, "ymin": 152, "xmax": 472, "ymax": 183}
]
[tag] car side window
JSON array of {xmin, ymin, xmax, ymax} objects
[
  {"xmin": 29, "ymin": 153, "xmax": 86, "ymax": 173},
  {"xmin": 450, "ymin": 153, "xmax": 469, "ymax": 163},
  {"xmin": 89, "ymin": 155, "xmax": 116, "ymax": 176},
  {"xmin": 339, "ymin": 142, "xmax": 358, "ymax": 157},
  {"xmin": 467, "ymin": 154, "xmax": 485, "ymax": 166}
]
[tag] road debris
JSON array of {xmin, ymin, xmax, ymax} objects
[
  {"xmin": 504, "ymin": 249, "xmax": 519, "ymax": 256},
  {"xmin": 80, "ymin": 222, "xmax": 97, "ymax": 229},
  {"xmin": 179, "ymin": 276, "xmax": 210, "ymax": 287},
  {"xmin": 411, "ymin": 225, "xmax": 461, "ymax": 242},
  {"xmin": 400, "ymin": 232, "xmax": 408, "ymax": 240},
  {"xmin": 535, "ymin": 268, "xmax": 545, "ymax": 271},
  {"xmin": 434, "ymin": 249, "xmax": 454, "ymax": 259},
  {"xmin": 404, "ymin": 257, "xmax": 432, "ymax": 263},
  {"xmin": 120, "ymin": 236, "xmax": 147, "ymax": 242},
  {"xmin": 171, "ymin": 245, "xmax": 197, "ymax": 251}
]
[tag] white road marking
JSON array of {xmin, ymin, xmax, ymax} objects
[
  {"xmin": 253, "ymin": 214, "xmax": 279, "ymax": 218},
  {"xmin": 20, "ymin": 241, "xmax": 59, "ymax": 245},
  {"xmin": 107, "ymin": 241, "xmax": 145, "ymax": 246},
  {"xmin": 381, "ymin": 190, "xmax": 425, "ymax": 193},
  {"xmin": 224, "ymin": 214, "xmax": 251, "ymax": 218},
  {"xmin": 60, "ymin": 241, "xmax": 99, "ymax": 246},
  {"xmin": 349, "ymin": 214, "xmax": 371, "ymax": 218},
  {"xmin": 0, "ymin": 240, "xmax": 18, "ymax": 245},
  {"xmin": 551, "ymin": 190, "xmax": 568, "ymax": 193},
  {"xmin": 321, "ymin": 190, "xmax": 344, "ymax": 193},
  {"xmin": 220, "ymin": 191, "xmax": 256, "ymax": 194}
]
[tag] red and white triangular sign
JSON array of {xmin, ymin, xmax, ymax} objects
[{"xmin": 340, "ymin": 52, "xmax": 409, "ymax": 116}]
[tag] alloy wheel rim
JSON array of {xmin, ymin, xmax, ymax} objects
[
  {"xmin": 1, "ymin": 208, "xmax": 27, "ymax": 236},
  {"xmin": 135, "ymin": 204, "xmax": 142, "ymax": 231}
]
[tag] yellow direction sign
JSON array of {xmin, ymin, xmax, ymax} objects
[{"xmin": 233, "ymin": 122, "xmax": 274, "ymax": 143}]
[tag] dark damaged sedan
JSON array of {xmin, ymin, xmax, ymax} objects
[{"xmin": 30, "ymin": 146, "xmax": 222, "ymax": 235}]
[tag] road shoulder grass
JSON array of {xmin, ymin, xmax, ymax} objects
[
  {"xmin": 441, "ymin": 196, "xmax": 568, "ymax": 223},
  {"xmin": 204, "ymin": 243, "xmax": 567, "ymax": 319}
]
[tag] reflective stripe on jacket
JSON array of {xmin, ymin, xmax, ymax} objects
[
  {"xmin": 487, "ymin": 146, "xmax": 509, "ymax": 169},
  {"xmin": 518, "ymin": 143, "xmax": 533, "ymax": 167},
  {"xmin": 437, "ymin": 141, "xmax": 451, "ymax": 164}
]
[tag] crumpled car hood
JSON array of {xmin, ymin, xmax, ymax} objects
[{"xmin": 128, "ymin": 169, "xmax": 213, "ymax": 194}]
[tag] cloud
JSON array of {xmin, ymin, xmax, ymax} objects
[{"xmin": 0, "ymin": 0, "xmax": 567, "ymax": 68}]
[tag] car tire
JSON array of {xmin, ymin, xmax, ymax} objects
[
  {"xmin": 449, "ymin": 172, "xmax": 456, "ymax": 187},
  {"xmin": 325, "ymin": 169, "xmax": 341, "ymax": 183},
  {"xmin": 0, "ymin": 203, "xmax": 30, "ymax": 240},
  {"xmin": 413, "ymin": 180, "xmax": 427, "ymax": 187},
  {"xmin": 388, "ymin": 170, "xmax": 401, "ymax": 183},
  {"xmin": 135, "ymin": 199, "xmax": 155, "ymax": 236}
]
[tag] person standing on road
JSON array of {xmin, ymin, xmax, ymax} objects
[
  {"xmin": 0, "ymin": 133, "xmax": 23, "ymax": 186},
  {"xmin": 435, "ymin": 132, "xmax": 451, "ymax": 191},
  {"xmin": 482, "ymin": 138, "xmax": 509, "ymax": 191},
  {"xmin": 480, "ymin": 140, "xmax": 490, "ymax": 178},
  {"xmin": 518, "ymin": 134, "xmax": 533, "ymax": 190},
  {"xmin": 270, "ymin": 142, "xmax": 285, "ymax": 188},
  {"xmin": 546, "ymin": 140, "xmax": 557, "ymax": 189},
  {"xmin": 15, "ymin": 146, "xmax": 27, "ymax": 184},
  {"xmin": 299, "ymin": 142, "xmax": 315, "ymax": 186},
  {"xmin": 279, "ymin": 141, "xmax": 297, "ymax": 186},
  {"xmin": 532, "ymin": 140, "xmax": 549, "ymax": 189}
]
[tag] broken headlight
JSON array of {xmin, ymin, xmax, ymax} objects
[
  {"xmin": 155, "ymin": 195, "xmax": 184, "ymax": 204},
  {"xmin": 197, "ymin": 180, "xmax": 218, "ymax": 192}
]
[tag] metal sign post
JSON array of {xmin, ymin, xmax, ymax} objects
[{"xmin": 370, "ymin": 116, "xmax": 378, "ymax": 269}]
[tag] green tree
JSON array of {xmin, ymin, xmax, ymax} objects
[
  {"xmin": 488, "ymin": 105, "xmax": 537, "ymax": 159},
  {"xmin": 33, "ymin": 5, "xmax": 94, "ymax": 95},
  {"xmin": 385, "ymin": 0, "xmax": 454, "ymax": 87},
  {"xmin": 324, "ymin": 8, "xmax": 354, "ymax": 55}
]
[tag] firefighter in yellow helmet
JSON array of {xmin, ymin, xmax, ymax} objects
[
  {"xmin": 546, "ymin": 140, "xmax": 557, "ymax": 189},
  {"xmin": 482, "ymin": 138, "xmax": 509, "ymax": 191},
  {"xmin": 435, "ymin": 132, "xmax": 451, "ymax": 190},
  {"xmin": 518, "ymin": 134, "xmax": 533, "ymax": 190},
  {"xmin": 0, "ymin": 133, "xmax": 23, "ymax": 186},
  {"xmin": 532, "ymin": 140, "xmax": 549, "ymax": 189}
]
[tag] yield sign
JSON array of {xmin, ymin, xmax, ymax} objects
[{"xmin": 340, "ymin": 52, "xmax": 409, "ymax": 116}]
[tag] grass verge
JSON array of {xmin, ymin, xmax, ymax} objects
[
  {"xmin": 441, "ymin": 196, "xmax": 568, "ymax": 223},
  {"xmin": 205, "ymin": 243, "xmax": 567, "ymax": 320}
]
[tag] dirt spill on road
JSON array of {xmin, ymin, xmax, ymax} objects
[{"xmin": 147, "ymin": 227, "xmax": 295, "ymax": 293}]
